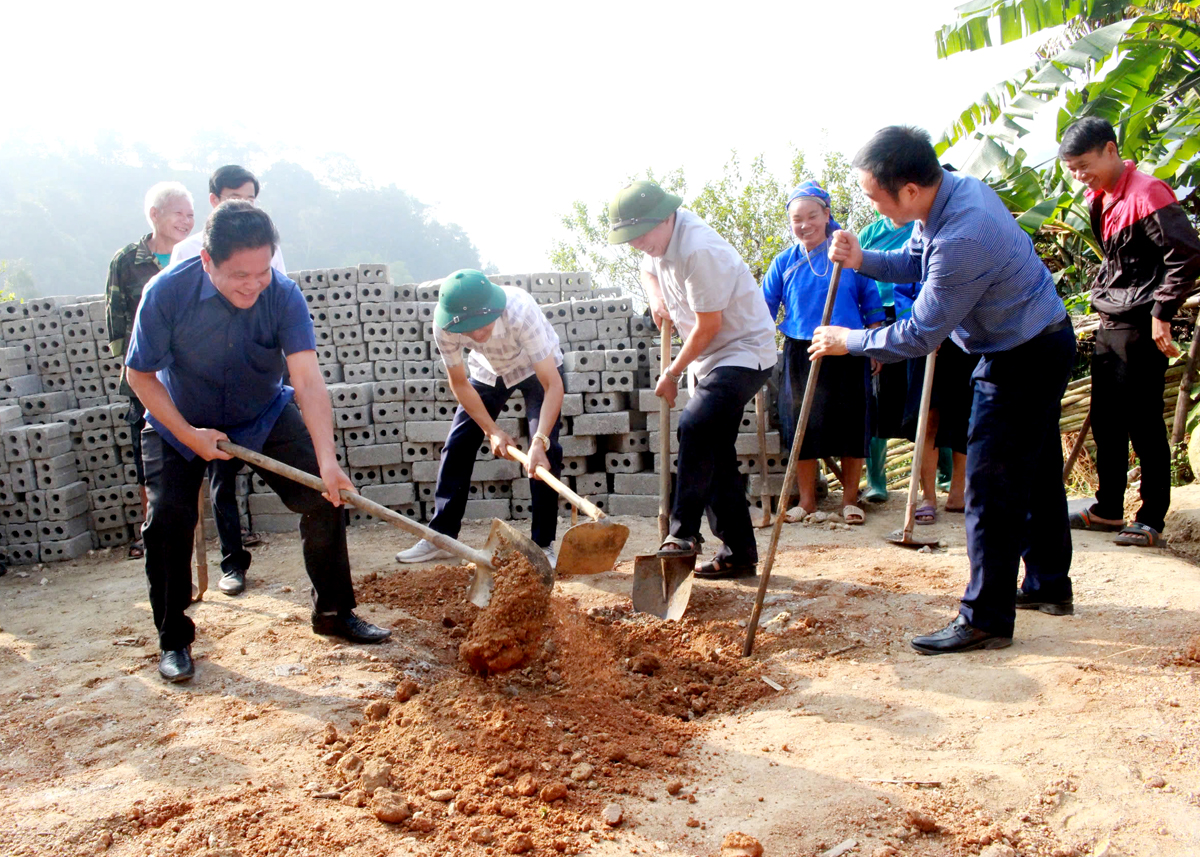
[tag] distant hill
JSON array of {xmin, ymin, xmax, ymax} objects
[{"xmin": 0, "ymin": 142, "xmax": 485, "ymax": 298}]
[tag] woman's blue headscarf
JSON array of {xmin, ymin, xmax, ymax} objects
[{"xmin": 786, "ymin": 181, "xmax": 841, "ymax": 237}]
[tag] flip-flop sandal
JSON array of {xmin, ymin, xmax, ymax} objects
[
  {"xmin": 1113, "ymin": 522, "xmax": 1161, "ymax": 547},
  {"xmin": 915, "ymin": 503, "xmax": 937, "ymax": 525},
  {"xmin": 1069, "ymin": 509, "xmax": 1124, "ymax": 532},
  {"xmin": 127, "ymin": 540, "xmax": 145, "ymax": 560},
  {"xmin": 242, "ymin": 531, "xmax": 263, "ymax": 547},
  {"xmin": 783, "ymin": 505, "xmax": 816, "ymax": 523},
  {"xmin": 657, "ymin": 534, "xmax": 701, "ymax": 558},
  {"xmin": 843, "ymin": 504, "xmax": 865, "ymax": 525}
]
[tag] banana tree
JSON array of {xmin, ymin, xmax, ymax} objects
[{"xmin": 932, "ymin": 0, "xmax": 1200, "ymax": 291}]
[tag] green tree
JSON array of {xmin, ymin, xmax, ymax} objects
[{"xmin": 549, "ymin": 145, "xmax": 870, "ymax": 303}]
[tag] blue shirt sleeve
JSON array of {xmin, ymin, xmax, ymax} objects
[
  {"xmin": 847, "ymin": 236, "xmax": 990, "ymax": 361},
  {"xmin": 277, "ymin": 280, "xmax": 317, "ymax": 355},
  {"xmin": 125, "ymin": 278, "xmax": 176, "ymax": 373},
  {"xmin": 761, "ymin": 253, "xmax": 785, "ymax": 324}
]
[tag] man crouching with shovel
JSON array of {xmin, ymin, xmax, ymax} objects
[
  {"xmin": 609, "ymin": 181, "xmax": 777, "ymax": 579},
  {"xmin": 395, "ymin": 269, "xmax": 566, "ymax": 568},
  {"xmin": 126, "ymin": 201, "xmax": 391, "ymax": 684}
]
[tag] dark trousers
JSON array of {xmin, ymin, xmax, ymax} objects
[
  {"xmin": 1091, "ymin": 318, "xmax": 1171, "ymax": 532},
  {"xmin": 671, "ymin": 365, "xmax": 772, "ymax": 563},
  {"xmin": 208, "ymin": 459, "xmax": 250, "ymax": 575},
  {"xmin": 428, "ymin": 368, "xmax": 564, "ymax": 548},
  {"xmin": 959, "ymin": 326, "xmax": 1075, "ymax": 636},
  {"xmin": 141, "ymin": 403, "xmax": 355, "ymax": 651}
]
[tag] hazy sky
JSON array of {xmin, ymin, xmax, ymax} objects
[{"xmin": 4, "ymin": 0, "xmax": 1047, "ymax": 274}]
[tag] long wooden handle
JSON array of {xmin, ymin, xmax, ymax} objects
[
  {"xmin": 754, "ymin": 388, "xmax": 771, "ymax": 525},
  {"xmin": 215, "ymin": 440, "xmax": 494, "ymax": 569},
  {"xmin": 506, "ymin": 444, "xmax": 605, "ymax": 521},
  {"xmin": 658, "ymin": 318, "xmax": 673, "ymax": 541},
  {"xmin": 192, "ymin": 492, "xmax": 207, "ymax": 600},
  {"xmin": 902, "ymin": 350, "xmax": 938, "ymax": 539},
  {"xmin": 745, "ymin": 262, "xmax": 843, "ymax": 657},
  {"xmin": 1062, "ymin": 412, "xmax": 1091, "ymax": 483}
]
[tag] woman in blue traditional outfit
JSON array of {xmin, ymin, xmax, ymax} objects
[{"xmin": 763, "ymin": 182, "xmax": 884, "ymax": 524}]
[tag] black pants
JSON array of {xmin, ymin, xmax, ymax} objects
[
  {"xmin": 671, "ymin": 365, "xmax": 773, "ymax": 564},
  {"xmin": 959, "ymin": 325, "xmax": 1075, "ymax": 636},
  {"xmin": 1091, "ymin": 317, "xmax": 1171, "ymax": 532},
  {"xmin": 141, "ymin": 403, "xmax": 355, "ymax": 651},
  {"xmin": 208, "ymin": 459, "xmax": 251, "ymax": 575},
  {"xmin": 428, "ymin": 368, "xmax": 564, "ymax": 548}
]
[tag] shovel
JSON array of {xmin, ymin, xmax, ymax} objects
[
  {"xmin": 214, "ymin": 440, "xmax": 553, "ymax": 608},
  {"xmin": 752, "ymin": 388, "xmax": 773, "ymax": 528},
  {"xmin": 505, "ymin": 444, "xmax": 629, "ymax": 574},
  {"xmin": 886, "ymin": 350, "xmax": 941, "ymax": 548},
  {"xmin": 631, "ymin": 319, "xmax": 695, "ymax": 620}
]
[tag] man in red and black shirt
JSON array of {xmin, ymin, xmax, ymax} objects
[{"xmin": 1061, "ymin": 117, "xmax": 1200, "ymax": 548}]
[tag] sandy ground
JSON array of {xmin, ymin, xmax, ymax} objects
[{"xmin": 2, "ymin": 484, "xmax": 1199, "ymax": 857}]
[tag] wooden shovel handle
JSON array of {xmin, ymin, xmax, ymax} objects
[
  {"xmin": 215, "ymin": 440, "xmax": 493, "ymax": 569},
  {"xmin": 507, "ymin": 444, "xmax": 605, "ymax": 521}
]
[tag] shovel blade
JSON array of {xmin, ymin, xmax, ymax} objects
[
  {"xmin": 885, "ymin": 527, "xmax": 941, "ymax": 548},
  {"xmin": 555, "ymin": 520, "xmax": 630, "ymax": 575},
  {"xmin": 631, "ymin": 553, "xmax": 695, "ymax": 620},
  {"xmin": 466, "ymin": 519, "xmax": 555, "ymax": 608}
]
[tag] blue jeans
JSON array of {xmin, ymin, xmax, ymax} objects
[
  {"xmin": 428, "ymin": 368, "xmax": 564, "ymax": 548},
  {"xmin": 959, "ymin": 326, "xmax": 1075, "ymax": 636}
]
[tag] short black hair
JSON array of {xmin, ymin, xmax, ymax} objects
[
  {"xmin": 203, "ymin": 200, "xmax": 278, "ymax": 267},
  {"xmin": 209, "ymin": 164, "xmax": 260, "ymax": 198},
  {"xmin": 852, "ymin": 126, "xmax": 943, "ymax": 196},
  {"xmin": 1059, "ymin": 117, "xmax": 1118, "ymax": 159}
]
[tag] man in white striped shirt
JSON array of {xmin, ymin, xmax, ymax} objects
[{"xmin": 396, "ymin": 269, "xmax": 565, "ymax": 566}]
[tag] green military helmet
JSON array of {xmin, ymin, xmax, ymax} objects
[
  {"xmin": 435, "ymin": 269, "xmax": 508, "ymax": 333},
  {"xmin": 607, "ymin": 180, "xmax": 682, "ymax": 244}
]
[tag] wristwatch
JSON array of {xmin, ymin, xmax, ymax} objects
[
  {"xmin": 664, "ymin": 365, "xmax": 682, "ymax": 384},
  {"xmin": 534, "ymin": 432, "xmax": 551, "ymax": 451}
]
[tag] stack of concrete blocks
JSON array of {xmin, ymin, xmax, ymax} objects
[
  {"xmin": 0, "ymin": 295, "xmax": 162, "ymax": 565},
  {"xmin": 0, "ymin": 265, "xmax": 788, "ymax": 564}
]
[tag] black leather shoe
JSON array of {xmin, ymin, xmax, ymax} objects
[
  {"xmin": 694, "ymin": 557, "xmax": 757, "ymax": 580},
  {"xmin": 312, "ymin": 611, "xmax": 391, "ymax": 644},
  {"xmin": 158, "ymin": 648, "xmax": 194, "ymax": 682},
  {"xmin": 1015, "ymin": 589, "xmax": 1074, "ymax": 615},
  {"xmin": 218, "ymin": 570, "xmax": 246, "ymax": 596},
  {"xmin": 911, "ymin": 614, "xmax": 1012, "ymax": 655}
]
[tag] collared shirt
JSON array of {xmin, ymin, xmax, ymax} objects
[
  {"xmin": 105, "ymin": 233, "xmax": 163, "ymax": 360},
  {"xmin": 846, "ymin": 169, "xmax": 1066, "ymax": 360},
  {"xmin": 762, "ymin": 239, "xmax": 885, "ymax": 340},
  {"xmin": 125, "ymin": 257, "xmax": 316, "ymax": 459},
  {"xmin": 433, "ymin": 286, "xmax": 562, "ymax": 387},
  {"xmin": 169, "ymin": 232, "xmax": 288, "ymax": 274},
  {"xmin": 640, "ymin": 209, "xmax": 777, "ymax": 379}
]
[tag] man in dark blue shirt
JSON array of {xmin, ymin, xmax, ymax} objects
[
  {"xmin": 811, "ymin": 126, "xmax": 1075, "ymax": 655},
  {"xmin": 126, "ymin": 201, "xmax": 389, "ymax": 682}
]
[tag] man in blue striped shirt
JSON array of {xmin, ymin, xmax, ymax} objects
[{"xmin": 811, "ymin": 126, "xmax": 1075, "ymax": 655}]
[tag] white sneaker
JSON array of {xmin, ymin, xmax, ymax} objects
[
  {"xmin": 395, "ymin": 538, "xmax": 453, "ymax": 563},
  {"xmin": 542, "ymin": 543, "xmax": 558, "ymax": 569}
]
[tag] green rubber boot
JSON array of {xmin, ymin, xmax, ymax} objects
[
  {"xmin": 936, "ymin": 446, "xmax": 954, "ymax": 493},
  {"xmin": 862, "ymin": 436, "xmax": 889, "ymax": 503}
]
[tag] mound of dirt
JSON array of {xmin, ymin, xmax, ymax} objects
[
  {"xmin": 460, "ymin": 548, "xmax": 550, "ymax": 674},
  {"xmin": 339, "ymin": 566, "xmax": 775, "ymax": 852}
]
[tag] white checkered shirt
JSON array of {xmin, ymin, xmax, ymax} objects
[{"xmin": 433, "ymin": 286, "xmax": 563, "ymax": 387}]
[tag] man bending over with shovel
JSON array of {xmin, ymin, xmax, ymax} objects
[
  {"xmin": 395, "ymin": 269, "xmax": 565, "ymax": 568},
  {"xmin": 126, "ymin": 200, "xmax": 391, "ymax": 683},
  {"xmin": 810, "ymin": 126, "xmax": 1074, "ymax": 655},
  {"xmin": 609, "ymin": 181, "xmax": 777, "ymax": 579}
]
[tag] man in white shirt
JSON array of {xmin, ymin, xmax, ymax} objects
[
  {"xmin": 396, "ymin": 269, "xmax": 566, "ymax": 567},
  {"xmin": 610, "ymin": 181, "xmax": 777, "ymax": 580},
  {"xmin": 170, "ymin": 165, "xmax": 287, "ymax": 273}
]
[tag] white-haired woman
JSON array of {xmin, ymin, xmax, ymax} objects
[{"xmin": 105, "ymin": 181, "xmax": 195, "ymax": 559}]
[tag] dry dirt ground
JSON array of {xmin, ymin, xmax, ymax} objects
[{"xmin": 3, "ymin": 484, "xmax": 1200, "ymax": 857}]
